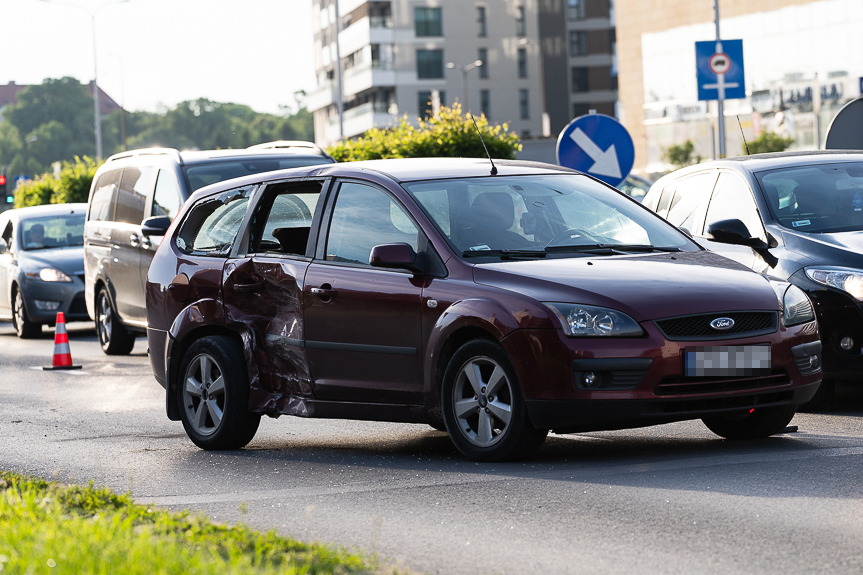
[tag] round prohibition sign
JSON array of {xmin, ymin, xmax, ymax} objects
[{"xmin": 709, "ymin": 52, "xmax": 731, "ymax": 75}]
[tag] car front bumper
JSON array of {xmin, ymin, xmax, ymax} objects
[{"xmin": 20, "ymin": 278, "xmax": 88, "ymax": 324}]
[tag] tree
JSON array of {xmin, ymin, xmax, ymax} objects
[
  {"xmin": 326, "ymin": 102, "xmax": 520, "ymax": 162},
  {"xmin": 13, "ymin": 156, "xmax": 100, "ymax": 208},
  {"xmin": 746, "ymin": 131, "xmax": 794, "ymax": 155},
  {"xmin": 662, "ymin": 140, "xmax": 702, "ymax": 169}
]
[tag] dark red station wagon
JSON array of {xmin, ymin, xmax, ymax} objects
[{"xmin": 146, "ymin": 158, "xmax": 823, "ymax": 461}]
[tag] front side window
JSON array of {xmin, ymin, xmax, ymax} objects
[
  {"xmin": 177, "ymin": 187, "xmax": 253, "ymax": 257},
  {"xmin": 414, "ymin": 7, "xmax": 442, "ymax": 36},
  {"xmin": 705, "ymin": 173, "xmax": 765, "ymax": 239},
  {"xmin": 152, "ymin": 169, "xmax": 182, "ymax": 220},
  {"xmin": 21, "ymin": 214, "xmax": 85, "ymax": 250},
  {"xmin": 88, "ymin": 170, "xmax": 121, "ymax": 222},
  {"xmin": 417, "ymin": 49, "xmax": 444, "ymax": 79},
  {"xmin": 405, "ymin": 175, "xmax": 695, "ymax": 256},
  {"xmin": 115, "ymin": 167, "xmax": 155, "ymax": 224},
  {"xmin": 325, "ymin": 182, "xmax": 418, "ymax": 266},
  {"xmin": 756, "ymin": 162, "xmax": 863, "ymax": 234}
]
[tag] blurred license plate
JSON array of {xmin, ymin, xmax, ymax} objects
[{"xmin": 684, "ymin": 345, "xmax": 771, "ymax": 377}]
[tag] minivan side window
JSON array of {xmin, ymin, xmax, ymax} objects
[
  {"xmin": 89, "ymin": 170, "xmax": 121, "ymax": 222},
  {"xmin": 665, "ymin": 172, "xmax": 717, "ymax": 234},
  {"xmin": 704, "ymin": 173, "xmax": 766, "ymax": 240},
  {"xmin": 152, "ymin": 169, "xmax": 182, "ymax": 220},
  {"xmin": 177, "ymin": 187, "xmax": 253, "ymax": 257},
  {"xmin": 325, "ymin": 182, "xmax": 419, "ymax": 266},
  {"xmin": 115, "ymin": 167, "xmax": 155, "ymax": 224}
]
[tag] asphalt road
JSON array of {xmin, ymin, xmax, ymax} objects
[{"xmin": 1, "ymin": 321, "xmax": 862, "ymax": 574}]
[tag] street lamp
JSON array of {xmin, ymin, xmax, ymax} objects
[
  {"xmin": 40, "ymin": 0, "xmax": 131, "ymax": 159},
  {"xmin": 446, "ymin": 59, "xmax": 484, "ymax": 113}
]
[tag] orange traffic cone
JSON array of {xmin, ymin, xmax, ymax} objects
[{"xmin": 43, "ymin": 312, "xmax": 82, "ymax": 371}]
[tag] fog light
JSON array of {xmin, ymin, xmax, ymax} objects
[
  {"xmin": 840, "ymin": 337, "xmax": 855, "ymax": 352},
  {"xmin": 809, "ymin": 355, "xmax": 819, "ymax": 369},
  {"xmin": 583, "ymin": 372, "xmax": 600, "ymax": 387},
  {"xmin": 34, "ymin": 300, "xmax": 60, "ymax": 311}
]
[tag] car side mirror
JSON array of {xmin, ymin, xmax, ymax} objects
[
  {"xmin": 141, "ymin": 215, "xmax": 171, "ymax": 237},
  {"xmin": 706, "ymin": 218, "xmax": 768, "ymax": 249},
  {"xmin": 369, "ymin": 243, "xmax": 423, "ymax": 274},
  {"xmin": 0, "ymin": 238, "xmax": 7, "ymax": 255}
]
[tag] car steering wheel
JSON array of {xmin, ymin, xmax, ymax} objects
[{"xmin": 546, "ymin": 228, "xmax": 599, "ymax": 247}]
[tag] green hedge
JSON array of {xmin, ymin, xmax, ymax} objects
[{"xmin": 13, "ymin": 156, "xmax": 100, "ymax": 208}]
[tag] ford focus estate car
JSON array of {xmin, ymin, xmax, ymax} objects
[
  {"xmin": 642, "ymin": 151, "xmax": 863, "ymax": 409},
  {"xmin": 146, "ymin": 158, "xmax": 822, "ymax": 461}
]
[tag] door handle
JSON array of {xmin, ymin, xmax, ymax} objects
[
  {"xmin": 233, "ymin": 279, "xmax": 264, "ymax": 293},
  {"xmin": 310, "ymin": 286, "xmax": 337, "ymax": 299},
  {"xmin": 129, "ymin": 233, "xmax": 139, "ymax": 247}
]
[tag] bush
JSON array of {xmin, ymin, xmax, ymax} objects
[
  {"xmin": 662, "ymin": 140, "xmax": 702, "ymax": 169},
  {"xmin": 327, "ymin": 102, "xmax": 520, "ymax": 162},
  {"xmin": 746, "ymin": 131, "xmax": 794, "ymax": 155},
  {"xmin": 13, "ymin": 156, "xmax": 100, "ymax": 208}
]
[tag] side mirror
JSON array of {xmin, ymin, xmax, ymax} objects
[
  {"xmin": 706, "ymin": 218, "xmax": 768, "ymax": 249},
  {"xmin": 0, "ymin": 238, "xmax": 7, "ymax": 255},
  {"xmin": 141, "ymin": 215, "xmax": 171, "ymax": 237},
  {"xmin": 369, "ymin": 243, "xmax": 423, "ymax": 274}
]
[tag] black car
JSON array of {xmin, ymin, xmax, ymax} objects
[
  {"xmin": 84, "ymin": 142, "xmax": 334, "ymax": 355},
  {"xmin": 643, "ymin": 151, "xmax": 863, "ymax": 408},
  {"xmin": 0, "ymin": 204, "xmax": 88, "ymax": 337}
]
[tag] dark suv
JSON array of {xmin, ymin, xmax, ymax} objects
[{"xmin": 84, "ymin": 143, "xmax": 334, "ymax": 354}]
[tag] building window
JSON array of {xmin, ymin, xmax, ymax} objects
[
  {"xmin": 517, "ymin": 48, "xmax": 527, "ymax": 78},
  {"xmin": 480, "ymin": 89, "xmax": 490, "ymax": 119},
  {"xmin": 419, "ymin": 90, "xmax": 446, "ymax": 118},
  {"xmin": 417, "ymin": 49, "xmax": 444, "ymax": 78},
  {"xmin": 515, "ymin": 6, "xmax": 526, "ymax": 36},
  {"xmin": 573, "ymin": 103, "xmax": 590, "ymax": 118},
  {"xmin": 415, "ymin": 7, "xmax": 442, "ymax": 37},
  {"xmin": 478, "ymin": 48, "xmax": 488, "ymax": 79},
  {"xmin": 477, "ymin": 6, "xmax": 487, "ymax": 37},
  {"xmin": 572, "ymin": 67, "xmax": 589, "ymax": 92},
  {"xmin": 569, "ymin": 31, "xmax": 587, "ymax": 56},
  {"xmin": 519, "ymin": 89, "xmax": 529, "ymax": 119},
  {"xmin": 567, "ymin": 0, "xmax": 585, "ymax": 20}
]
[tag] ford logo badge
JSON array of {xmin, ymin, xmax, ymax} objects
[{"xmin": 710, "ymin": 317, "xmax": 735, "ymax": 330}]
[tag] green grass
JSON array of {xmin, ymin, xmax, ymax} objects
[{"xmin": 0, "ymin": 472, "xmax": 375, "ymax": 575}]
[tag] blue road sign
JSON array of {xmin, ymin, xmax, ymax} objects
[
  {"xmin": 556, "ymin": 114, "xmax": 634, "ymax": 188},
  {"xmin": 696, "ymin": 39, "xmax": 745, "ymax": 101}
]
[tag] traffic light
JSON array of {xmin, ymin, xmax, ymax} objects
[{"xmin": 0, "ymin": 174, "xmax": 9, "ymax": 204}]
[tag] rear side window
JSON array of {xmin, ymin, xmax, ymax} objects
[
  {"xmin": 152, "ymin": 169, "xmax": 182, "ymax": 220},
  {"xmin": 115, "ymin": 167, "xmax": 155, "ymax": 224},
  {"xmin": 177, "ymin": 186, "xmax": 254, "ymax": 257},
  {"xmin": 89, "ymin": 170, "xmax": 121, "ymax": 221},
  {"xmin": 665, "ymin": 172, "xmax": 717, "ymax": 233},
  {"xmin": 250, "ymin": 182, "xmax": 323, "ymax": 256}
]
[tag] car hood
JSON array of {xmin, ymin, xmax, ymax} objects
[
  {"xmin": 782, "ymin": 228, "xmax": 863, "ymax": 269},
  {"xmin": 473, "ymin": 251, "xmax": 780, "ymax": 322},
  {"xmin": 20, "ymin": 246, "xmax": 85, "ymax": 276}
]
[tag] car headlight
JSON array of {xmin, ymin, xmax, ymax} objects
[
  {"xmin": 769, "ymin": 280, "xmax": 815, "ymax": 327},
  {"xmin": 544, "ymin": 303, "xmax": 644, "ymax": 337},
  {"xmin": 805, "ymin": 266, "xmax": 863, "ymax": 301},
  {"xmin": 37, "ymin": 268, "xmax": 72, "ymax": 282}
]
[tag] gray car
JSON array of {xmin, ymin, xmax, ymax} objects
[{"xmin": 0, "ymin": 204, "xmax": 88, "ymax": 338}]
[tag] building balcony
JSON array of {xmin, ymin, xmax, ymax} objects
[
  {"xmin": 326, "ymin": 101, "xmax": 398, "ymax": 142},
  {"xmin": 306, "ymin": 81, "xmax": 335, "ymax": 112},
  {"xmin": 339, "ymin": 16, "xmax": 394, "ymax": 56},
  {"xmin": 343, "ymin": 61, "xmax": 396, "ymax": 99}
]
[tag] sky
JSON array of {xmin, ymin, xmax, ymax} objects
[{"xmin": 2, "ymin": 0, "xmax": 317, "ymax": 115}]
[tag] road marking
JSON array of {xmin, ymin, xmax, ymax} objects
[{"xmin": 138, "ymin": 444, "xmax": 863, "ymax": 507}]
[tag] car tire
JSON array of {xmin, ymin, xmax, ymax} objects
[
  {"xmin": 441, "ymin": 339, "xmax": 547, "ymax": 462},
  {"xmin": 13, "ymin": 290, "xmax": 41, "ymax": 339},
  {"xmin": 177, "ymin": 335, "xmax": 261, "ymax": 450},
  {"xmin": 702, "ymin": 404, "xmax": 797, "ymax": 440},
  {"xmin": 797, "ymin": 379, "xmax": 835, "ymax": 412},
  {"xmin": 95, "ymin": 288, "xmax": 135, "ymax": 355}
]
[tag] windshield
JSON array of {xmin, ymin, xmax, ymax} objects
[
  {"xmin": 21, "ymin": 214, "xmax": 85, "ymax": 251},
  {"xmin": 403, "ymin": 174, "xmax": 696, "ymax": 258},
  {"xmin": 757, "ymin": 162, "xmax": 863, "ymax": 233},
  {"xmin": 183, "ymin": 157, "xmax": 333, "ymax": 192}
]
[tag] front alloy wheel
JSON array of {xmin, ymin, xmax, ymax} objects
[
  {"xmin": 453, "ymin": 356, "xmax": 514, "ymax": 448},
  {"xmin": 13, "ymin": 290, "xmax": 41, "ymax": 339}
]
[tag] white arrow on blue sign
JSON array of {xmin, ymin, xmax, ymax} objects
[{"xmin": 555, "ymin": 113, "xmax": 634, "ymax": 188}]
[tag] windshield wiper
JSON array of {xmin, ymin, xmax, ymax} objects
[
  {"xmin": 462, "ymin": 249, "xmax": 548, "ymax": 259},
  {"xmin": 544, "ymin": 244, "xmax": 682, "ymax": 254}
]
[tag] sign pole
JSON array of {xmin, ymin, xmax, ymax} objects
[{"xmin": 713, "ymin": 0, "xmax": 725, "ymax": 157}]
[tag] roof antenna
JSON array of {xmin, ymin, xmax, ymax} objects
[
  {"xmin": 469, "ymin": 113, "xmax": 498, "ymax": 175},
  {"xmin": 737, "ymin": 115, "xmax": 751, "ymax": 155}
]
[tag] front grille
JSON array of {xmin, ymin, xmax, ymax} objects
[
  {"xmin": 643, "ymin": 390, "xmax": 795, "ymax": 415},
  {"xmin": 654, "ymin": 370, "xmax": 790, "ymax": 396},
  {"xmin": 655, "ymin": 311, "xmax": 777, "ymax": 341},
  {"xmin": 68, "ymin": 293, "xmax": 87, "ymax": 316}
]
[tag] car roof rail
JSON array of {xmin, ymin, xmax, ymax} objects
[
  {"xmin": 105, "ymin": 147, "xmax": 184, "ymax": 166},
  {"xmin": 247, "ymin": 140, "xmax": 334, "ymax": 160}
]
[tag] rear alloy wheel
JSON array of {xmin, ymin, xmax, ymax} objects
[
  {"xmin": 178, "ymin": 336, "xmax": 260, "ymax": 450},
  {"xmin": 442, "ymin": 339, "xmax": 547, "ymax": 461},
  {"xmin": 13, "ymin": 290, "xmax": 41, "ymax": 339},
  {"xmin": 702, "ymin": 404, "xmax": 797, "ymax": 440},
  {"xmin": 96, "ymin": 288, "xmax": 134, "ymax": 355}
]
